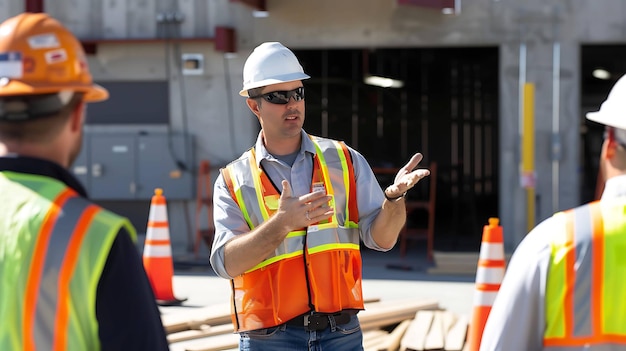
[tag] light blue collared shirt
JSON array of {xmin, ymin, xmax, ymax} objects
[{"xmin": 210, "ymin": 130, "xmax": 387, "ymax": 279}]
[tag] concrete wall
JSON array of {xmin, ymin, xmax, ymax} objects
[
  {"xmin": 3, "ymin": 0, "xmax": 626, "ymax": 253},
  {"xmin": 0, "ymin": 1, "xmax": 25, "ymax": 19}
]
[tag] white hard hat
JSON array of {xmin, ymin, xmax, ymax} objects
[
  {"xmin": 239, "ymin": 42, "xmax": 310, "ymax": 97},
  {"xmin": 587, "ymin": 74, "xmax": 626, "ymax": 130}
]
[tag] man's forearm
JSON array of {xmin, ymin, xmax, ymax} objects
[
  {"xmin": 223, "ymin": 215, "xmax": 290, "ymax": 277},
  {"xmin": 370, "ymin": 198, "xmax": 407, "ymax": 250}
]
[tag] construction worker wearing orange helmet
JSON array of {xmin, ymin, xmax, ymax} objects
[
  {"xmin": 210, "ymin": 41, "xmax": 431, "ymax": 350},
  {"xmin": 0, "ymin": 13, "xmax": 169, "ymax": 351},
  {"xmin": 480, "ymin": 74, "xmax": 626, "ymax": 350}
]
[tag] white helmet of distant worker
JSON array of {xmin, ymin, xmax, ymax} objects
[
  {"xmin": 587, "ymin": 74, "xmax": 626, "ymax": 130},
  {"xmin": 239, "ymin": 42, "xmax": 310, "ymax": 97}
]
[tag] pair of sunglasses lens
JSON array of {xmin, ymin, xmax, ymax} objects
[{"xmin": 253, "ymin": 87, "xmax": 305, "ymax": 104}]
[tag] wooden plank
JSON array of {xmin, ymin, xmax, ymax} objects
[
  {"xmin": 359, "ymin": 299, "xmax": 439, "ymax": 332},
  {"xmin": 365, "ymin": 297, "xmax": 382, "ymax": 304},
  {"xmin": 376, "ymin": 319, "xmax": 412, "ymax": 351},
  {"xmin": 364, "ymin": 329, "xmax": 389, "ymax": 340},
  {"xmin": 181, "ymin": 333, "xmax": 239, "ymax": 351},
  {"xmin": 461, "ymin": 338, "xmax": 470, "ymax": 351},
  {"xmin": 424, "ymin": 311, "xmax": 444, "ymax": 350},
  {"xmin": 400, "ymin": 310, "xmax": 435, "ymax": 351},
  {"xmin": 366, "ymin": 337, "xmax": 393, "ymax": 351},
  {"xmin": 162, "ymin": 303, "xmax": 232, "ymax": 334},
  {"xmin": 363, "ymin": 330, "xmax": 391, "ymax": 350},
  {"xmin": 444, "ymin": 314, "xmax": 468, "ymax": 351},
  {"xmin": 440, "ymin": 311, "xmax": 457, "ymax": 332},
  {"xmin": 168, "ymin": 324, "xmax": 234, "ymax": 343}
]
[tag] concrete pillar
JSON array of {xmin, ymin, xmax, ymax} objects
[{"xmin": 499, "ymin": 21, "xmax": 580, "ymax": 251}]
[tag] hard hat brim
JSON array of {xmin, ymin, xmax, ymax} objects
[
  {"xmin": 84, "ymin": 84, "xmax": 109, "ymax": 102},
  {"xmin": 587, "ymin": 110, "xmax": 626, "ymax": 131},
  {"xmin": 0, "ymin": 79, "xmax": 109, "ymax": 102},
  {"xmin": 239, "ymin": 72, "xmax": 310, "ymax": 97}
]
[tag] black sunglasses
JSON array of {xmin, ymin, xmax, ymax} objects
[{"xmin": 250, "ymin": 87, "xmax": 305, "ymax": 104}]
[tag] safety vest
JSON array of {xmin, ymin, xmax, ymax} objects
[
  {"xmin": 221, "ymin": 135, "xmax": 362, "ymax": 332},
  {"xmin": 0, "ymin": 171, "xmax": 136, "ymax": 351},
  {"xmin": 544, "ymin": 201, "xmax": 626, "ymax": 349}
]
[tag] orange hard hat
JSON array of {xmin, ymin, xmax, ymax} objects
[{"xmin": 0, "ymin": 12, "xmax": 107, "ymax": 102}]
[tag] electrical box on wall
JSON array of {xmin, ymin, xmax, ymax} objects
[
  {"xmin": 73, "ymin": 130, "xmax": 194, "ymax": 200},
  {"xmin": 181, "ymin": 53, "xmax": 204, "ymax": 75}
]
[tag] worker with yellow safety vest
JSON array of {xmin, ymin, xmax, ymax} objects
[
  {"xmin": 480, "ymin": 74, "xmax": 626, "ymax": 350},
  {"xmin": 0, "ymin": 13, "xmax": 169, "ymax": 350},
  {"xmin": 210, "ymin": 41, "xmax": 431, "ymax": 350}
]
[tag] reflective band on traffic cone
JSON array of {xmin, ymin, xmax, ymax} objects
[
  {"xmin": 143, "ymin": 188, "xmax": 186, "ymax": 306},
  {"xmin": 467, "ymin": 217, "xmax": 505, "ymax": 351}
]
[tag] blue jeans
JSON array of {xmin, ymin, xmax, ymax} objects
[{"xmin": 239, "ymin": 314, "xmax": 363, "ymax": 351}]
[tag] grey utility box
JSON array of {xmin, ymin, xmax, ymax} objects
[{"xmin": 73, "ymin": 130, "xmax": 194, "ymax": 200}]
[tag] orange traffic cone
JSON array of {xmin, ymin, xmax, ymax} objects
[
  {"xmin": 466, "ymin": 217, "xmax": 505, "ymax": 351},
  {"xmin": 143, "ymin": 188, "xmax": 186, "ymax": 306}
]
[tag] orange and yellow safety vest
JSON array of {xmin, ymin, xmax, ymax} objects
[
  {"xmin": 221, "ymin": 135, "xmax": 362, "ymax": 332},
  {"xmin": 545, "ymin": 200, "xmax": 626, "ymax": 349},
  {"xmin": 0, "ymin": 171, "xmax": 136, "ymax": 351}
]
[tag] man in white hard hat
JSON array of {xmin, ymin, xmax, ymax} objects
[
  {"xmin": 480, "ymin": 74, "xmax": 626, "ymax": 350},
  {"xmin": 210, "ymin": 42, "xmax": 430, "ymax": 350}
]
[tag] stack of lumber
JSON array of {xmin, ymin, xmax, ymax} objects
[{"xmin": 164, "ymin": 298, "xmax": 469, "ymax": 351}]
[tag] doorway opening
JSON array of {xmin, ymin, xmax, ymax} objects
[
  {"xmin": 581, "ymin": 45, "xmax": 626, "ymax": 203},
  {"xmin": 294, "ymin": 47, "xmax": 499, "ymax": 252}
]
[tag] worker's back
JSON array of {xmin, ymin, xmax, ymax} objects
[
  {"xmin": 543, "ymin": 199, "xmax": 626, "ymax": 350},
  {"xmin": 480, "ymin": 195, "xmax": 626, "ymax": 350},
  {"xmin": 0, "ymin": 170, "xmax": 134, "ymax": 350}
]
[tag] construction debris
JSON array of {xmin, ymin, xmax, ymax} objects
[
  {"xmin": 166, "ymin": 298, "xmax": 469, "ymax": 351},
  {"xmin": 162, "ymin": 303, "xmax": 232, "ymax": 334}
]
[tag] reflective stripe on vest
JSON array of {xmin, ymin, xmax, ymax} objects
[
  {"xmin": 0, "ymin": 172, "xmax": 136, "ymax": 351},
  {"xmin": 223, "ymin": 136, "xmax": 360, "ymax": 271},
  {"xmin": 314, "ymin": 136, "xmax": 359, "ymax": 229},
  {"xmin": 221, "ymin": 135, "xmax": 363, "ymax": 332},
  {"xmin": 544, "ymin": 201, "xmax": 626, "ymax": 348}
]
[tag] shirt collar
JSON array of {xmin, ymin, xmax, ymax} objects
[
  {"xmin": 253, "ymin": 129, "xmax": 316, "ymax": 167},
  {"xmin": 0, "ymin": 155, "xmax": 88, "ymax": 197},
  {"xmin": 601, "ymin": 174, "xmax": 626, "ymax": 201}
]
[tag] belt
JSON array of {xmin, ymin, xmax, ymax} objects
[{"xmin": 285, "ymin": 311, "xmax": 355, "ymax": 331}]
